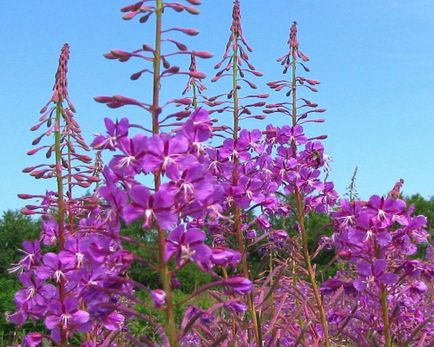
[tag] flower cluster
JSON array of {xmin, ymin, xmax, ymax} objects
[
  {"xmin": 9, "ymin": 44, "xmax": 129, "ymax": 347},
  {"xmin": 9, "ymin": 1, "xmax": 433, "ymax": 347},
  {"xmin": 322, "ymin": 185, "xmax": 433, "ymax": 345}
]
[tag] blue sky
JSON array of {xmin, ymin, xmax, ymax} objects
[{"xmin": 1, "ymin": 1, "xmax": 433, "ymax": 213}]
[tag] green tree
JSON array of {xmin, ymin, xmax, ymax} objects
[
  {"xmin": 0, "ymin": 211, "xmax": 39, "ymax": 343},
  {"xmin": 405, "ymin": 194, "xmax": 434, "ymax": 234},
  {"xmin": 0, "ymin": 210, "xmax": 39, "ymax": 276}
]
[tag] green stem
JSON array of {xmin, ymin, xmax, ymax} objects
[
  {"xmin": 381, "ymin": 287, "xmax": 392, "ymax": 347},
  {"xmin": 152, "ymin": 1, "xmax": 177, "ymax": 345},
  {"xmin": 231, "ymin": 31, "xmax": 262, "ymax": 347},
  {"xmin": 66, "ymin": 131, "xmax": 75, "ymax": 234},
  {"xmin": 375, "ymin": 243, "xmax": 391, "ymax": 347},
  {"xmin": 54, "ymin": 102, "xmax": 67, "ymax": 347},
  {"xmin": 291, "ymin": 48, "xmax": 330, "ymax": 347},
  {"xmin": 192, "ymin": 83, "xmax": 198, "ymax": 109}
]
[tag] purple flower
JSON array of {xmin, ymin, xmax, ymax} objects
[
  {"xmin": 182, "ymin": 107, "xmax": 213, "ymax": 143},
  {"xmin": 349, "ymin": 212, "xmax": 392, "ymax": 246},
  {"xmin": 233, "ymin": 175, "xmax": 265, "ymax": 208},
  {"xmin": 300, "ymin": 140, "xmax": 325, "ymax": 167},
  {"xmin": 23, "ymin": 333, "xmax": 43, "ymax": 347},
  {"xmin": 297, "ymin": 167, "xmax": 322, "ymax": 194},
  {"xmin": 353, "ymin": 259, "xmax": 398, "ymax": 291},
  {"xmin": 150, "ymin": 289, "xmax": 166, "ymax": 308},
  {"xmin": 15, "ymin": 272, "xmax": 56, "ymax": 307},
  {"xmin": 366, "ymin": 195, "xmax": 406, "ymax": 228},
  {"xmin": 171, "ymin": 164, "xmax": 215, "ymax": 202},
  {"xmin": 246, "ymin": 229, "xmax": 257, "ymax": 240},
  {"xmin": 103, "ymin": 312, "xmax": 125, "ymax": 331},
  {"xmin": 122, "ymin": 184, "xmax": 177, "ymax": 230},
  {"xmin": 219, "ymin": 138, "xmax": 251, "ymax": 161},
  {"xmin": 211, "ymin": 247, "xmax": 241, "ymax": 267},
  {"xmin": 36, "ymin": 253, "xmax": 70, "ymax": 283},
  {"xmin": 41, "ymin": 219, "xmax": 58, "ymax": 246},
  {"xmin": 224, "ymin": 277, "xmax": 252, "ymax": 295},
  {"xmin": 45, "ymin": 297, "xmax": 90, "ymax": 332},
  {"xmin": 9, "ymin": 240, "xmax": 41, "ymax": 274},
  {"xmin": 320, "ymin": 278, "xmax": 343, "ymax": 295},
  {"xmin": 225, "ymin": 301, "xmax": 247, "ymax": 314},
  {"xmin": 206, "ymin": 147, "xmax": 230, "ymax": 176},
  {"xmin": 92, "ymin": 117, "xmax": 129, "ymax": 150},
  {"xmin": 273, "ymin": 155, "xmax": 297, "ymax": 183},
  {"xmin": 59, "ymin": 237, "xmax": 86, "ymax": 269},
  {"xmin": 277, "ymin": 125, "xmax": 307, "ymax": 145},
  {"xmin": 109, "ymin": 134, "xmax": 147, "ymax": 176},
  {"xmin": 238, "ymin": 129, "xmax": 264, "ymax": 153},
  {"xmin": 257, "ymin": 214, "xmax": 271, "ymax": 229},
  {"xmin": 164, "ymin": 225, "xmax": 212, "ymax": 268},
  {"xmin": 143, "ymin": 133, "xmax": 195, "ymax": 179},
  {"xmin": 98, "ymin": 183, "xmax": 128, "ymax": 225},
  {"xmin": 269, "ymin": 229, "xmax": 289, "ymax": 248}
]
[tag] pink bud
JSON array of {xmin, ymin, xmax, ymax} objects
[
  {"xmin": 120, "ymin": 2, "xmax": 143, "ymax": 13},
  {"xmin": 77, "ymin": 181, "xmax": 91, "ymax": 188},
  {"xmin": 189, "ymin": 71, "xmax": 206, "ymax": 79},
  {"xmin": 184, "ymin": 6, "xmax": 200, "ymax": 15},
  {"xmin": 306, "ymin": 79, "xmax": 320, "ymax": 85},
  {"xmin": 192, "ymin": 51, "xmax": 213, "ymax": 59},
  {"xmin": 256, "ymin": 94, "xmax": 269, "ymax": 98},
  {"xmin": 27, "ymin": 147, "xmax": 44, "ymax": 156},
  {"xmin": 75, "ymin": 154, "xmax": 93, "ymax": 163},
  {"xmin": 17, "ymin": 194, "xmax": 34, "ymax": 200},
  {"xmin": 173, "ymin": 27, "xmax": 199, "ymax": 36},
  {"xmin": 139, "ymin": 13, "xmax": 151, "ymax": 23},
  {"xmin": 164, "ymin": 66, "xmax": 180, "ymax": 74},
  {"xmin": 173, "ymin": 98, "xmax": 191, "ymax": 106},
  {"xmin": 122, "ymin": 11, "xmax": 139, "ymax": 20},
  {"xmin": 21, "ymin": 208, "xmax": 36, "ymax": 215},
  {"xmin": 142, "ymin": 44, "xmax": 154, "ymax": 52},
  {"xmin": 94, "ymin": 96, "xmax": 113, "ymax": 103},
  {"xmin": 32, "ymin": 134, "xmax": 45, "ymax": 146},
  {"xmin": 338, "ymin": 250, "xmax": 352, "ymax": 260},
  {"xmin": 103, "ymin": 52, "xmax": 116, "ymax": 59},
  {"xmin": 30, "ymin": 169, "xmax": 48, "ymax": 178},
  {"xmin": 130, "ymin": 71, "xmax": 142, "ymax": 80},
  {"xmin": 87, "ymin": 176, "xmax": 100, "ymax": 183},
  {"xmin": 173, "ymin": 41, "xmax": 187, "ymax": 51},
  {"xmin": 150, "ymin": 289, "xmax": 166, "ymax": 308},
  {"xmin": 297, "ymin": 51, "xmax": 309, "ymax": 62},
  {"xmin": 110, "ymin": 50, "xmax": 130, "ymax": 59},
  {"xmin": 250, "ymin": 102, "xmax": 266, "ymax": 107},
  {"xmin": 25, "ymin": 205, "xmax": 40, "ymax": 210}
]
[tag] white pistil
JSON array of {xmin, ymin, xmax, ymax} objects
[
  {"xmin": 364, "ymin": 230, "xmax": 374, "ymax": 241},
  {"xmin": 181, "ymin": 244, "xmax": 196, "ymax": 262},
  {"xmin": 54, "ymin": 270, "xmax": 65, "ymax": 283},
  {"xmin": 145, "ymin": 209, "xmax": 154, "ymax": 225},
  {"xmin": 118, "ymin": 155, "xmax": 135, "ymax": 168},
  {"xmin": 181, "ymin": 182, "xmax": 194, "ymax": 198},
  {"xmin": 76, "ymin": 252, "xmax": 84, "ymax": 268},
  {"xmin": 26, "ymin": 286, "xmax": 36, "ymax": 300},
  {"xmin": 162, "ymin": 156, "xmax": 175, "ymax": 170},
  {"xmin": 60, "ymin": 313, "xmax": 71, "ymax": 328}
]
